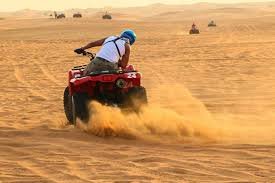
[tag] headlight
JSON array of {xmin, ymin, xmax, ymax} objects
[{"xmin": 116, "ymin": 79, "xmax": 127, "ymax": 88}]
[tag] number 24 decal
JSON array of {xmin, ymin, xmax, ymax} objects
[{"xmin": 127, "ymin": 73, "xmax": 137, "ymax": 78}]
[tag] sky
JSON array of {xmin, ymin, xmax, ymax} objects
[{"xmin": 0, "ymin": 0, "xmax": 272, "ymax": 11}]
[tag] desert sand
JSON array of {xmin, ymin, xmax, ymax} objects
[{"xmin": 1, "ymin": 3, "xmax": 275, "ymax": 182}]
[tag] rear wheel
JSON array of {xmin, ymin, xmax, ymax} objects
[
  {"xmin": 63, "ymin": 87, "xmax": 89, "ymax": 125},
  {"xmin": 63, "ymin": 87, "xmax": 76, "ymax": 125},
  {"xmin": 74, "ymin": 93, "xmax": 90, "ymax": 123},
  {"xmin": 125, "ymin": 86, "xmax": 148, "ymax": 112}
]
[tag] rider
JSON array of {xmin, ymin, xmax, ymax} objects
[
  {"xmin": 74, "ymin": 29, "xmax": 137, "ymax": 76},
  {"xmin": 192, "ymin": 23, "xmax": 196, "ymax": 29}
]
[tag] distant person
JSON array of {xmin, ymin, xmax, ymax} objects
[
  {"xmin": 192, "ymin": 23, "xmax": 196, "ymax": 29},
  {"xmin": 74, "ymin": 29, "xmax": 137, "ymax": 76}
]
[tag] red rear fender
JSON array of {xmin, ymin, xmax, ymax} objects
[
  {"xmin": 68, "ymin": 71, "xmax": 142, "ymax": 95},
  {"xmin": 68, "ymin": 70, "xmax": 82, "ymax": 83}
]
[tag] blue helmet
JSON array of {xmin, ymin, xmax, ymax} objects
[{"xmin": 120, "ymin": 29, "xmax": 136, "ymax": 45}]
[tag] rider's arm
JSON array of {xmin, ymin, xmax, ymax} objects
[
  {"xmin": 82, "ymin": 38, "xmax": 107, "ymax": 50},
  {"xmin": 119, "ymin": 43, "xmax": 130, "ymax": 69}
]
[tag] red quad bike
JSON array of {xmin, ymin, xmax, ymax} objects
[{"xmin": 63, "ymin": 51, "xmax": 148, "ymax": 125}]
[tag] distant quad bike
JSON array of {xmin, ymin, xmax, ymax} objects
[
  {"xmin": 102, "ymin": 12, "xmax": 112, "ymax": 20},
  {"xmin": 64, "ymin": 51, "xmax": 147, "ymax": 125},
  {"xmin": 189, "ymin": 23, "xmax": 200, "ymax": 34},
  {"xmin": 57, "ymin": 13, "xmax": 66, "ymax": 19},
  {"xmin": 54, "ymin": 11, "xmax": 66, "ymax": 19},
  {"xmin": 73, "ymin": 13, "xmax": 82, "ymax": 18},
  {"xmin": 189, "ymin": 29, "xmax": 200, "ymax": 34},
  {"xmin": 208, "ymin": 20, "xmax": 217, "ymax": 27}
]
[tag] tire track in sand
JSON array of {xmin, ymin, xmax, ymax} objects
[
  {"xmin": 18, "ymin": 160, "xmax": 92, "ymax": 183},
  {"xmin": 35, "ymin": 63, "xmax": 62, "ymax": 86},
  {"xmin": 33, "ymin": 50, "xmax": 63, "ymax": 86},
  {"xmin": 14, "ymin": 66, "xmax": 48, "ymax": 100}
]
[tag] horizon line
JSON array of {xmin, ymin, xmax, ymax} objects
[{"xmin": 1, "ymin": 1, "xmax": 274, "ymax": 13}]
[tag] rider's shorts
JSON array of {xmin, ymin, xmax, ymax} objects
[{"xmin": 83, "ymin": 57, "xmax": 118, "ymax": 76}]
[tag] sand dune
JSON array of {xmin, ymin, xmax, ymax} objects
[
  {"xmin": 2, "ymin": 2, "xmax": 275, "ymax": 20},
  {"xmin": 1, "ymin": 3, "xmax": 275, "ymax": 182}
]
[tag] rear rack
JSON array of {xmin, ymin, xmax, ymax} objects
[
  {"xmin": 72, "ymin": 65, "xmax": 87, "ymax": 71},
  {"xmin": 88, "ymin": 70, "xmax": 138, "ymax": 76}
]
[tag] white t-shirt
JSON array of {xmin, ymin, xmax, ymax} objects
[{"xmin": 96, "ymin": 36, "xmax": 126, "ymax": 63}]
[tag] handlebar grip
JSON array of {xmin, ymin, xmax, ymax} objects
[{"xmin": 74, "ymin": 48, "xmax": 85, "ymax": 54}]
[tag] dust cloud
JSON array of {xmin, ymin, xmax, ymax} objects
[
  {"xmin": 76, "ymin": 84, "xmax": 275, "ymax": 144},
  {"xmin": 78, "ymin": 84, "xmax": 224, "ymax": 143}
]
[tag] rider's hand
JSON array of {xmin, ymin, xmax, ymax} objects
[{"xmin": 74, "ymin": 48, "xmax": 84, "ymax": 54}]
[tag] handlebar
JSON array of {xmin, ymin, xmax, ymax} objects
[
  {"xmin": 81, "ymin": 51, "xmax": 95, "ymax": 59},
  {"xmin": 75, "ymin": 49, "xmax": 95, "ymax": 60}
]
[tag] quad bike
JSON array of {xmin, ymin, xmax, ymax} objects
[
  {"xmin": 63, "ymin": 51, "xmax": 147, "ymax": 125},
  {"xmin": 73, "ymin": 13, "xmax": 82, "ymax": 18},
  {"xmin": 102, "ymin": 12, "xmax": 112, "ymax": 20},
  {"xmin": 189, "ymin": 23, "xmax": 200, "ymax": 34},
  {"xmin": 208, "ymin": 20, "xmax": 217, "ymax": 27},
  {"xmin": 189, "ymin": 28, "xmax": 200, "ymax": 34}
]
